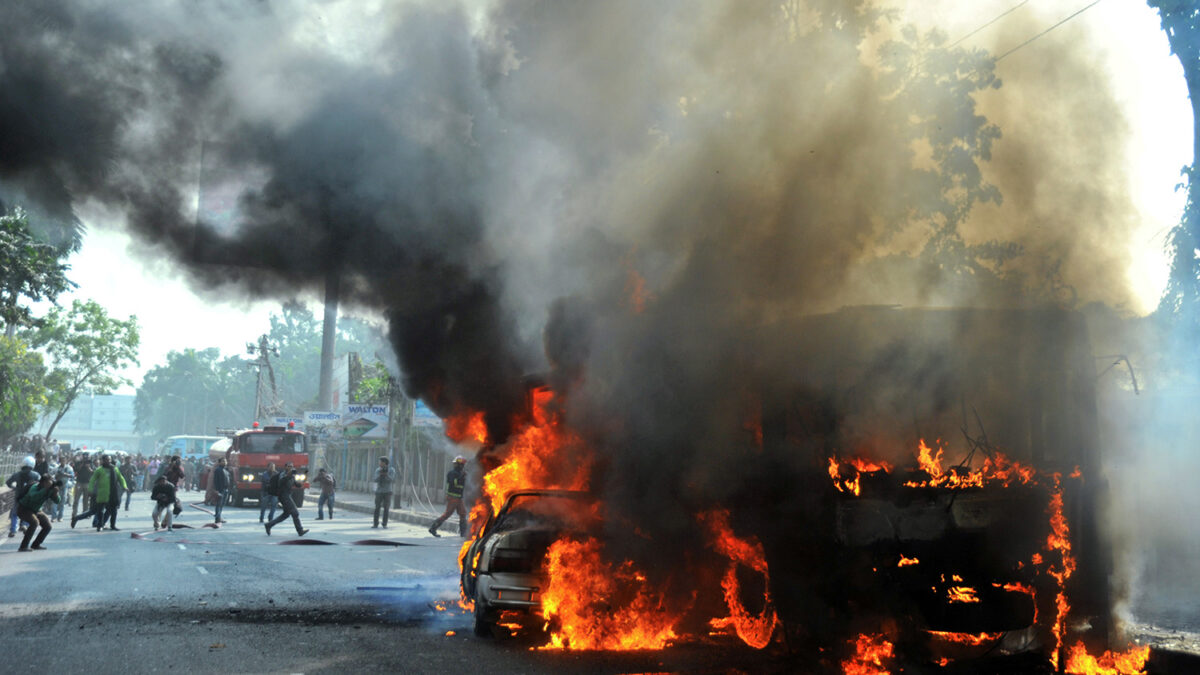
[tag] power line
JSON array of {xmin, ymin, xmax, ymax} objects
[
  {"xmin": 949, "ymin": 0, "xmax": 1031, "ymax": 49},
  {"xmin": 995, "ymin": 0, "xmax": 1106, "ymax": 62}
]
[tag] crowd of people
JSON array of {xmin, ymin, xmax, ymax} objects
[
  {"xmin": 3, "ymin": 449, "xmax": 193, "ymax": 541},
  {"xmin": 5, "ymin": 447, "xmax": 471, "ymax": 549}
]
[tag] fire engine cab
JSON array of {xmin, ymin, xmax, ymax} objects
[{"xmin": 219, "ymin": 422, "xmax": 310, "ymax": 507}]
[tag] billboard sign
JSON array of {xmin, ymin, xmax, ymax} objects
[
  {"xmin": 342, "ymin": 403, "xmax": 388, "ymax": 439},
  {"xmin": 303, "ymin": 411, "xmax": 342, "ymax": 442},
  {"xmin": 413, "ymin": 400, "xmax": 442, "ymax": 428}
]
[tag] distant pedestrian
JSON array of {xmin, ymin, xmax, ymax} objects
[
  {"xmin": 211, "ymin": 458, "xmax": 230, "ymax": 524},
  {"xmin": 5, "ymin": 457, "xmax": 40, "ymax": 537},
  {"xmin": 258, "ymin": 463, "xmax": 278, "ymax": 523},
  {"xmin": 314, "ymin": 468, "xmax": 335, "ymax": 520},
  {"xmin": 371, "ymin": 457, "xmax": 396, "ymax": 529},
  {"xmin": 51, "ymin": 461, "xmax": 74, "ymax": 522},
  {"xmin": 163, "ymin": 456, "xmax": 185, "ymax": 492},
  {"xmin": 120, "ymin": 456, "xmax": 137, "ymax": 511},
  {"xmin": 71, "ymin": 456, "xmax": 93, "ymax": 521},
  {"xmin": 429, "ymin": 456, "xmax": 468, "ymax": 538},
  {"xmin": 150, "ymin": 475, "xmax": 177, "ymax": 531},
  {"xmin": 146, "ymin": 456, "xmax": 161, "ymax": 488},
  {"xmin": 16, "ymin": 475, "xmax": 60, "ymax": 551},
  {"xmin": 264, "ymin": 463, "xmax": 307, "ymax": 537}
]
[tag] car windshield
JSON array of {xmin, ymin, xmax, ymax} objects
[
  {"xmin": 240, "ymin": 433, "xmax": 304, "ymax": 454},
  {"xmin": 493, "ymin": 494, "xmax": 596, "ymax": 533}
]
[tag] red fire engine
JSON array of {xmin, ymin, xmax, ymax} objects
[{"xmin": 218, "ymin": 422, "xmax": 310, "ymax": 507}]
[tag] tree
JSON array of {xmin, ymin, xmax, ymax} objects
[
  {"xmin": 0, "ymin": 336, "xmax": 49, "ymax": 448},
  {"xmin": 265, "ymin": 301, "xmax": 389, "ymax": 412},
  {"xmin": 0, "ymin": 206, "xmax": 74, "ymax": 337},
  {"xmin": 135, "ymin": 348, "xmax": 255, "ymax": 438},
  {"xmin": 29, "ymin": 299, "xmax": 140, "ymax": 440},
  {"xmin": 1148, "ymin": 1, "xmax": 1200, "ymax": 372}
]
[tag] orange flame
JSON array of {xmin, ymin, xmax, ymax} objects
[
  {"xmin": 540, "ymin": 537, "xmax": 681, "ymax": 650},
  {"xmin": 946, "ymin": 586, "xmax": 981, "ymax": 604},
  {"xmin": 842, "ymin": 633, "xmax": 895, "ymax": 675},
  {"xmin": 1065, "ymin": 641, "xmax": 1151, "ymax": 674},
  {"xmin": 702, "ymin": 509, "xmax": 778, "ymax": 649},
  {"xmin": 928, "ymin": 631, "xmax": 1003, "ymax": 646},
  {"xmin": 829, "ymin": 456, "xmax": 892, "ymax": 496},
  {"xmin": 897, "ymin": 556, "xmax": 919, "ymax": 567},
  {"xmin": 480, "ymin": 422, "xmax": 591, "ymax": 514},
  {"xmin": 903, "ymin": 439, "xmax": 1037, "ymax": 489},
  {"xmin": 1045, "ymin": 477, "xmax": 1076, "ymax": 669},
  {"xmin": 445, "ymin": 411, "xmax": 488, "ymax": 444}
]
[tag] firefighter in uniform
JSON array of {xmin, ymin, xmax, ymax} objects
[{"xmin": 428, "ymin": 456, "xmax": 467, "ymax": 538}]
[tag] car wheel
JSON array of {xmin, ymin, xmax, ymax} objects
[{"xmin": 473, "ymin": 588, "xmax": 493, "ymax": 638}]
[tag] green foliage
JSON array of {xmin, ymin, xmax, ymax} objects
[
  {"xmin": 0, "ymin": 336, "xmax": 49, "ymax": 447},
  {"xmin": 28, "ymin": 299, "xmax": 140, "ymax": 439},
  {"xmin": 135, "ymin": 348, "xmax": 255, "ymax": 437},
  {"xmin": 266, "ymin": 300, "xmax": 390, "ymax": 411},
  {"xmin": 0, "ymin": 206, "xmax": 75, "ymax": 334},
  {"xmin": 354, "ymin": 359, "xmax": 394, "ymax": 403},
  {"xmin": 1150, "ymin": 1, "xmax": 1200, "ymax": 326}
]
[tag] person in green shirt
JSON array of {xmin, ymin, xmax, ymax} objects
[{"xmin": 17, "ymin": 474, "xmax": 61, "ymax": 551}]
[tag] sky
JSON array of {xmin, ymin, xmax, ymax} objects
[{"xmin": 50, "ymin": 0, "xmax": 1192, "ymax": 394}]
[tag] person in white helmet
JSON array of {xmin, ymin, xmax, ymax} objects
[
  {"xmin": 429, "ymin": 456, "xmax": 468, "ymax": 538},
  {"xmin": 5, "ymin": 457, "xmax": 39, "ymax": 537}
]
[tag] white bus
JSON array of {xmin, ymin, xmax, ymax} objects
[{"xmin": 163, "ymin": 435, "xmax": 224, "ymax": 462}]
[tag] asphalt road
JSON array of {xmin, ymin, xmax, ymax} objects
[{"xmin": 0, "ymin": 491, "xmax": 787, "ymax": 674}]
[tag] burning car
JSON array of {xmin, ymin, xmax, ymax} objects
[{"xmin": 460, "ymin": 489, "xmax": 597, "ymax": 637}]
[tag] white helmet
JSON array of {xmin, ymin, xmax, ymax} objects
[{"xmin": 22, "ymin": 456, "xmax": 35, "ymax": 468}]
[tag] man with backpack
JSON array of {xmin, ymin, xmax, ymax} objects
[
  {"xmin": 5, "ymin": 457, "xmax": 39, "ymax": 537},
  {"xmin": 264, "ymin": 463, "xmax": 307, "ymax": 537},
  {"xmin": 16, "ymin": 474, "xmax": 60, "ymax": 551},
  {"xmin": 259, "ymin": 463, "xmax": 278, "ymax": 523}
]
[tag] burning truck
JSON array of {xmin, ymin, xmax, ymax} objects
[{"xmin": 450, "ymin": 305, "xmax": 1149, "ymax": 672}]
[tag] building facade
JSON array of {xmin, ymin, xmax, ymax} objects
[{"xmin": 36, "ymin": 394, "xmax": 143, "ymax": 453}]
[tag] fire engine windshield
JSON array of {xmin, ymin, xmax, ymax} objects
[{"xmin": 241, "ymin": 433, "xmax": 304, "ymax": 454}]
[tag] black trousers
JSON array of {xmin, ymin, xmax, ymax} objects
[
  {"xmin": 373, "ymin": 493, "xmax": 392, "ymax": 526},
  {"xmin": 17, "ymin": 508, "xmax": 50, "ymax": 549},
  {"xmin": 266, "ymin": 494, "xmax": 303, "ymax": 534}
]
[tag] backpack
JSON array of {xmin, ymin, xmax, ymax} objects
[
  {"xmin": 13, "ymin": 471, "xmax": 36, "ymax": 499},
  {"xmin": 266, "ymin": 472, "xmax": 281, "ymax": 497}
]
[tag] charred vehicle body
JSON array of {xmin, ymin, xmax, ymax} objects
[
  {"xmin": 747, "ymin": 306, "xmax": 1113, "ymax": 663},
  {"xmin": 461, "ymin": 489, "xmax": 595, "ymax": 637}
]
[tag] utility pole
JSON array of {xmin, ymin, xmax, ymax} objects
[
  {"xmin": 247, "ymin": 335, "xmax": 281, "ymax": 421},
  {"xmin": 318, "ymin": 270, "xmax": 339, "ymax": 410}
]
